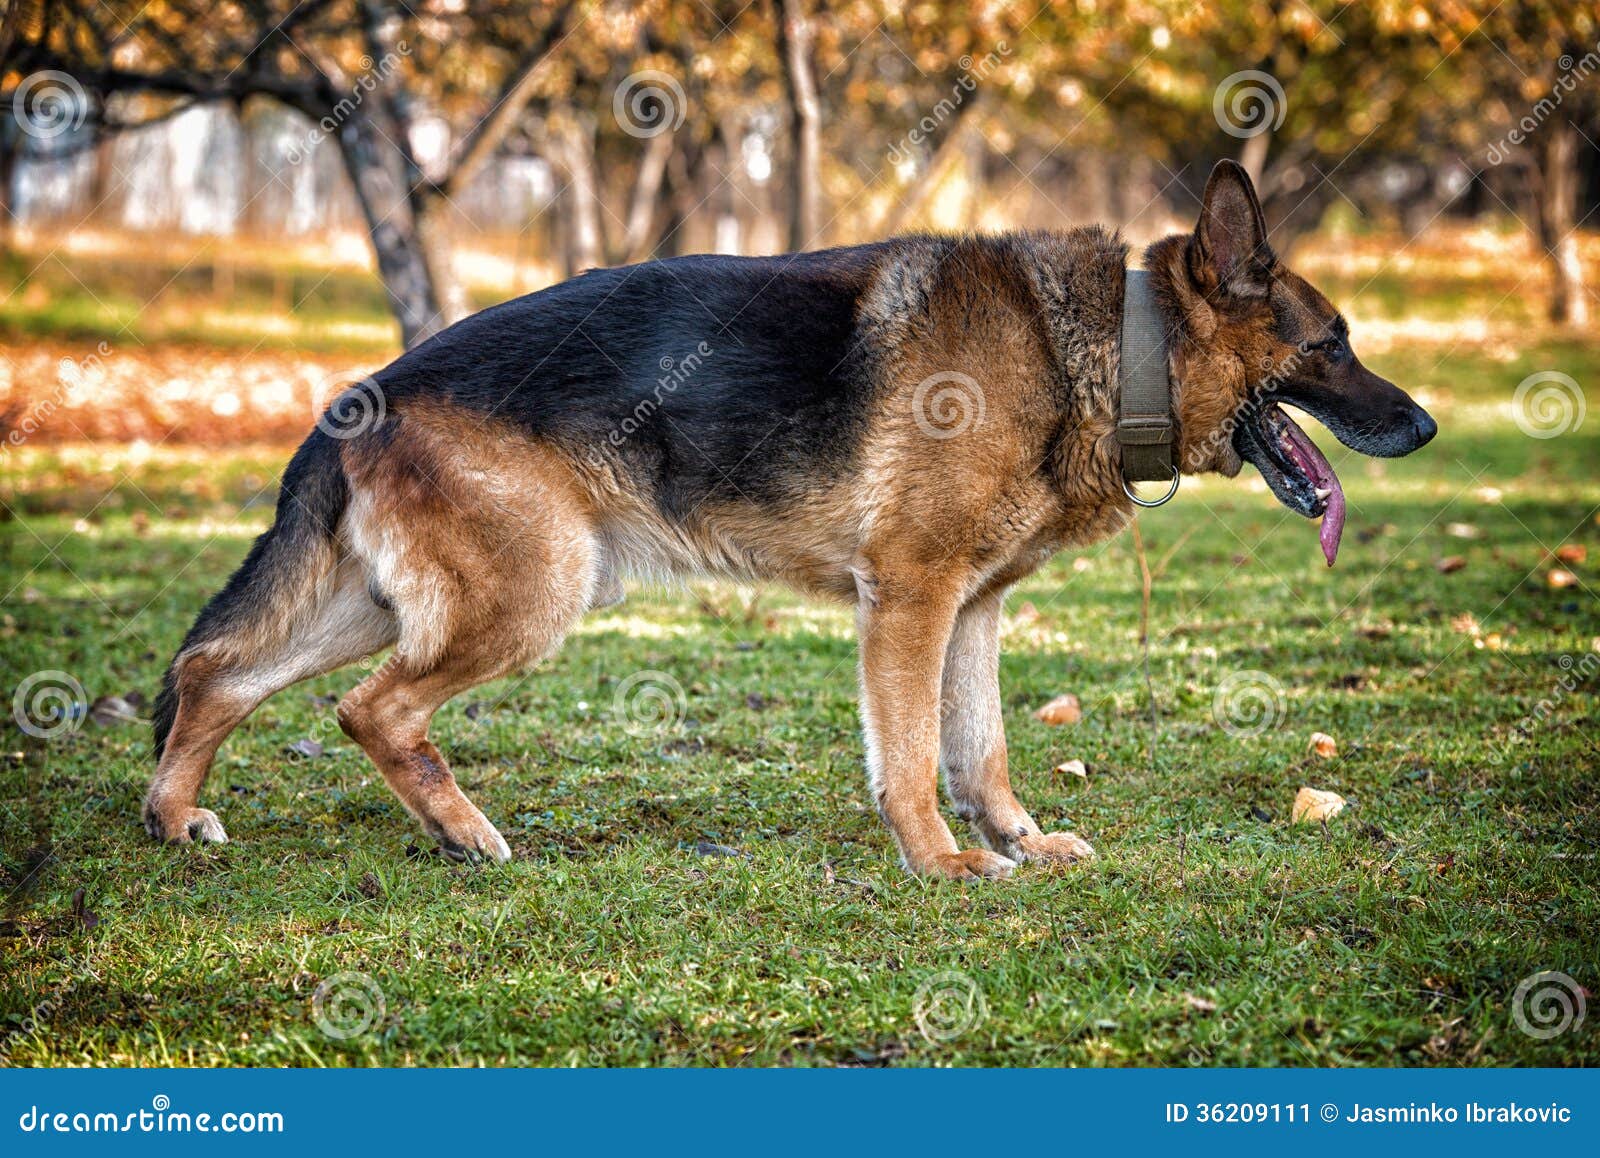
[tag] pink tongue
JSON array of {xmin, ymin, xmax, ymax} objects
[{"xmin": 1280, "ymin": 419, "xmax": 1346, "ymax": 567}]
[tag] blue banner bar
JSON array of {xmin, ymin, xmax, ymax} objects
[{"xmin": 3, "ymin": 1069, "xmax": 1594, "ymax": 1154}]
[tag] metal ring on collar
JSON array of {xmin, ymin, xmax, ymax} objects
[{"xmin": 1122, "ymin": 473, "xmax": 1181, "ymax": 508}]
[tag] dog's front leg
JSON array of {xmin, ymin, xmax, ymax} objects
[
  {"xmin": 941, "ymin": 590, "xmax": 1095, "ymax": 867},
  {"xmin": 856, "ymin": 572, "xmax": 1015, "ymax": 880}
]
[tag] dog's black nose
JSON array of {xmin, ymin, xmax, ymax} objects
[{"xmin": 1411, "ymin": 408, "xmax": 1438, "ymax": 448}]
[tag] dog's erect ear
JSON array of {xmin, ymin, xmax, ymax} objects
[{"xmin": 1193, "ymin": 159, "xmax": 1273, "ymax": 298}]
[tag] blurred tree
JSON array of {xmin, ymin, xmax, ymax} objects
[
  {"xmin": 1436, "ymin": 1, "xmax": 1596, "ymax": 326},
  {"xmin": 1, "ymin": 0, "xmax": 576, "ymax": 346}
]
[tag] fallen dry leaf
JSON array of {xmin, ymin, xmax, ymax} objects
[
  {"xmin": 1183, "ymin": 992, "xmax": 1218, "ymax": 1015},
  {"xmin": 1308, "ymin": 732, "xmax": 1339, "ymax": 759},
  {"xmin": 1450, "ymin": 612, "xmax": 1481, "ymax": 636},
  {"xmin": 1555, "ymin": 544, "xmax": 1587, "ymax": 565},
  {"xmin": 1547, "ymin": 568, "xmax": 1578, "ymax": 589},
  {"xmin": 1054, "ymin": 758, "xmax": 1088, "ymax": 779},
  {"xmin": 1292, "ymin": 786, "xmax": 1347, "ymax": 825},
  {"xmin": 1435, "ymin": 555, "xmax": 1467, "ymax": 574},
  {"xmin": 1035, "ymin": 693, "xmax": 1082, "ymax": 725},
  {"xmin": 1446, "ymin": 522, "xmax": 1479, "ymax": 539}
]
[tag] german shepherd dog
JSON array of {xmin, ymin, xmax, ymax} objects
[{"xmin": 144, "ymin": 161, "xmax": 1436, "ymax": 879}]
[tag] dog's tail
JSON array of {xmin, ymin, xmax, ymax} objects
[{"xmin": 152, "ymin": 429, "xmax": 349, "ymax": 759}]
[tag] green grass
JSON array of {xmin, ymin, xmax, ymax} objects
[{"xmin": 2, "ymin": 279, "xmax": 1598, "ymax": 1067}]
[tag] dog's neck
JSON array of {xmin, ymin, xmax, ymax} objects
[{"xmin": 1117, "ymin": 268, "xmax": 1176, "ymax": 485}]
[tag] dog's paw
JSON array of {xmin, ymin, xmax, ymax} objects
[
  {"xmin": 429, "ymin": 807, "xmax": 512, "ymax": 865},
  {"xmin": 144, "ymin": 804, "xmax": 229, "ymax": 845},
  {"xmin": 1016, "ymin": 830, "xmax": 1095, "ymax": 867},
  {"xmin": 915, "ymin": 848, "xmax": 1016, "ymax": 881}
]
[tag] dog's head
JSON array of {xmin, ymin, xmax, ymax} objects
[{"xmin": 1156, "ymin": 160, "xmax": 1436, "ymax": 564}]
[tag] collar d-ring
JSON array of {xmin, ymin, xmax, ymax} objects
[{"xmin": 1123, "ymin": 473, "xmax": 1181, "ymax": 508}]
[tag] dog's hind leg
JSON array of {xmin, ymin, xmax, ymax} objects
[
  {"xmin": 940, "ymin": 589, "xmax": 1095, "ymax": 867},
  {"xmin": 336, "ymin": 416, "xmax": 598, "ymax": 861},
  {"xmin": 144, "ymin": 555, "xmax": 397, "ymax": 843}
]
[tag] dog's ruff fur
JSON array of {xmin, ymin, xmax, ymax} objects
[{"xmin": 144, "ymin": 162, "xmax": 1435, "ymax": 879}]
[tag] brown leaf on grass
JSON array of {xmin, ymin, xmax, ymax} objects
[
  {"xmin": 70, "ymin": 888, "xmax": 99, "ymax": 931},
  {"xmin": 1012, "ymin": 601, "xmax": 1040, "ymax": 624},
  {"xmin": 1035, "ymin": 693, "xmax": 1082, "ymax": 725},
  {"xmin": 88, "ymin": 694, "xmax": 141, "ymax": 727},
  {"xmin": 1292, "ymin": 786, "xmax": 1347, "ymax": 825},
  {"xmin": 1183, "ymin": 992, "xmax": 1218, "ymax": 1015},
  {"xmin": 1435, "ymin": 555, "xmax": 1467, "ymax": 574},
  {"xmin": 1445, "ymin": 522, "xmax": 1479, "ymax": 539},
  {"xmin": 1309, "ymin": 732, "xmax": 1339, "ymax": 759},
  {"xmin": 1356, "ymin": 623, "xmax": 1393, "ymax": 640},
  {"xmin": 1054, "ymin": 759, "xmax": 1088, "ymax": 779},
  {"xmin": 1547, "ymin": 568, "xmax": 1578, "ymax": 589},
  {"xmin": 1450, "ymin": 612, "xmax": 1481, "ymax": 636},
  {"xmin": 1555, "ymin": 544, "xmax": 1587, "ymax": 565}
]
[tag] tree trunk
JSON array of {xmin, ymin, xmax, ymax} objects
[
  {"xmin": 1535, "ymin": 118, "xmax": 1588, "ymax": 327},
  {"xmin": 774, "ymin": 0, "xmax": 821, "ymax": 252},
  {"xmin": 333, "ymin": 111, "xmax": 445, "ymax": 348},
  {"xmin": 621, "ymin": 130, "xmax": 676, "ymax": 262},
  {"xmin": 551, "ymin": 109, "xmax": 604, "ymax": 272}
]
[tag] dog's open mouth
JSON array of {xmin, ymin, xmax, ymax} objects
[{"xmin": 1232, "ymin": 402, "xmax": 1346, "ymax": 566}]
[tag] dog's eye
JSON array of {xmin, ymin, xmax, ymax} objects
[{"xmin": 1314, "ymin": 335, "xmax": 1348, "ymax": 360}]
